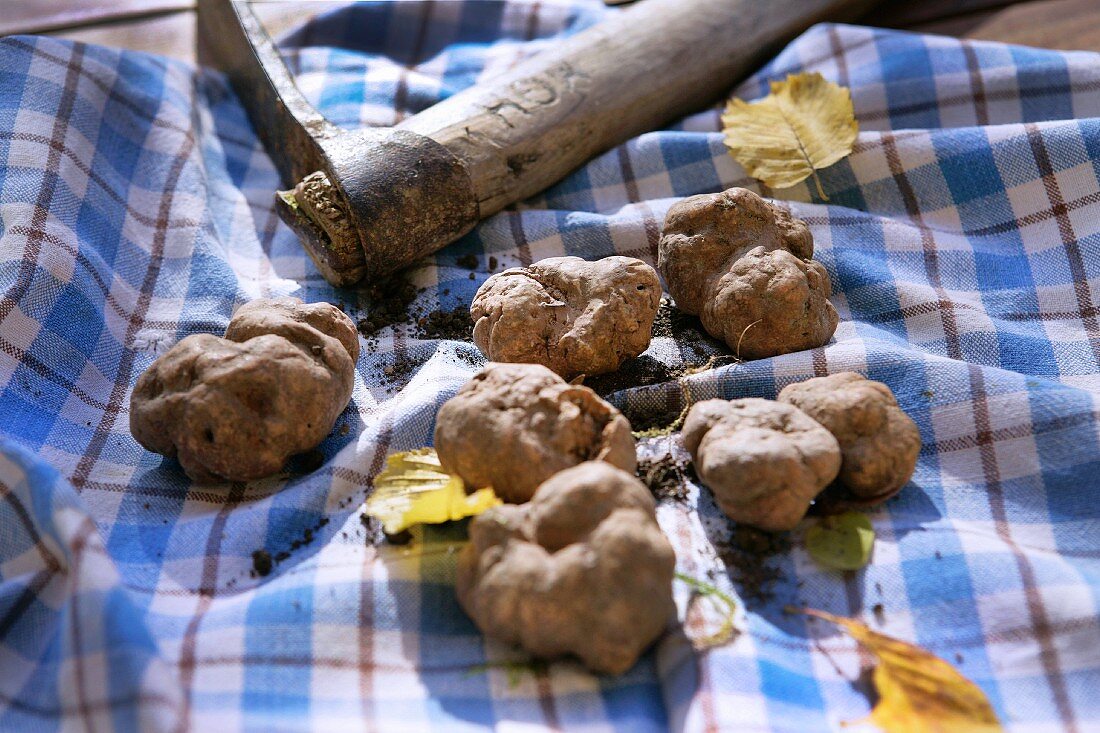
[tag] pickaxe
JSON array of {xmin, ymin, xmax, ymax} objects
[{"xmin": 199, "ymin": 0, "xmax": 870, "ymax": 287}]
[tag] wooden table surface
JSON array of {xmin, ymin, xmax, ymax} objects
[{"xmin": 5, "ymin": 0, "xmax": 1100, "ymax": 66}]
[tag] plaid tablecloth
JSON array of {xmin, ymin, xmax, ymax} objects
[{"xmin": 2, "ymin": 1, "xmax": 1100, "ymax": 731}]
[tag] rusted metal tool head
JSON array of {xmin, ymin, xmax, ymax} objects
[
  {"xmin": 198, "ymin": 0, "xmax": 476, "ymax": 286},
  {"xmin": 198, "ymin": 0, "xmax": 873, "ymax": 288}
]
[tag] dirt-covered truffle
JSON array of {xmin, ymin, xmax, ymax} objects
[
  {"xmin": 682, "ymin": 398, "xmax": 841, "ymax": 531},
  {"xmin": 658, "ymin": 187, "xmax": 838, "ymax": 359},
  {"xmin": 778, "ymin": 372, "xmax": 920, "ymax": 500},
  {"xmin": 471, "ymin": 256, "xmax": 661, "ymax": 379},
  {"xmin": 434, "ymin": 363, "xmax": 636, "ymax": 503},
  {"xmin": 456, "ymin": 461, "xmax": 675, "ymax": 674},
  {"xmin": 130, "ymin": 297, "xmax": 358, "ymax": 483}
]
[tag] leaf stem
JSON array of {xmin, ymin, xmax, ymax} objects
[{"xmin": 812, "ymin": 170, "xmax": 829, "ymax": 201}]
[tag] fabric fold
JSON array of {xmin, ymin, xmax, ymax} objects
[{"xmin": 1, "ymin": 2, "xmax": 1099, "ymax": 731}]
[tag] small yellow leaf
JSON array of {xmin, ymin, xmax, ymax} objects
[
  {"xmin": 806, "ymin": 511, "xmax": 875, "ymax": 570},
  {"xmin": 722, "ymin": 71, "xmax": 858, "ymax": 198},
  {"xmin": 803, "ymin": 609, "xmax": 1003, "ymax": 733},
  {"xmin": 365, "ymin": 448, "xmax": 501, "ymax": 534}
]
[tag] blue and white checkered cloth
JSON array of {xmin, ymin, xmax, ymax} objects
[{"xmin": 2, "ymin": 1, "xmax": 1100, "ymax": 730}]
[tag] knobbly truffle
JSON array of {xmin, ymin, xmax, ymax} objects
[
  {"xmin": 778, "ymin": 372, "xmax": 920, "ymax": 500},
  {"xmin": 433, "ymin": 363, "xmax": 636, "ymax": 503},
  {"xmin": 456, "ymin": 462, "xmax": 675, "ymax": 674},
  {"xmin": 658, "ymin": 187, "xmax": 838, "ymax": 359},
  {"xmin": 130, "ymin": 297, "xmax": 358, "ymax": 483},
  {"xmin": 471, "ymin": 256, "xmax": 661, "ymax": 379},
  {"xmin": 682, "ymin": 398, "xmax": 841, "ymax": 531}
]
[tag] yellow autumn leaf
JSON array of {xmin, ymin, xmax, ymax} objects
[
  {"xmin": 722, "ymin": 71, "xmax": 858, "ymax": 198},
  {"xmin": 365, "ymin": 448, "xmax": 501, "ymax": 534},
  {"xmin": 803, "ymin": 609, "xmax": 1002, "ymax": 733},
  {"xmin": 806, "ymin": 511, "xmax": 875, "ymax": 571}
]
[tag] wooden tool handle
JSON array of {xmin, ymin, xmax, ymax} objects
[
  {"xmin": 258, "ymin": 0, "xmax": 874, "ymax": 285},
  {"xmin": 401, "ymin": 0, "xmax": 871, "ymax": 219}
]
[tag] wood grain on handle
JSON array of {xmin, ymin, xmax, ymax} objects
[{"xmin": 400, "ymin": 0, "xmax": 873, "ymax": 217}]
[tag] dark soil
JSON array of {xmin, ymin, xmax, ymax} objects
[
  {"xmin": 378, "ymin": 354, "xmax": 424, "ymax": 385},
  {"xmin": 345, "ymin": 268, "xmax": 483, "ymax": 389},
  {"xmin": 251, "ymin": 549, "xmax": 272, "ymax": 577},
  {"xmin": 808, "ymin": 479, "xmax": 903, "ymax": 517},
  {"xmin": 384, "ymin": 529, "xmax": 413, "ymax": 545},
  {"xmin": 636, "ymin": 453, "xmax": 694, "ymax": 504},
  {"xmin": 353, "ymin": 270, "xmax": 475, "ymax": 349},
  {"xmin": 713, "ymin": 525, "xmax": 791, "ymax": 604},
  {"xmin": 417, "ymin": 307, "xmax": 473, "ymax": 341},
  {"xmin": 252, "ymin": 515, "xmax": 332, "ymax": 575},
  {"xmin": 360, "ymin": 511, "xmax": 386, "ymax": 546},
  {"xmin": 292, "ymin": 448, "xmax": 325, "ymax": 474},
  {"xmin": 356, "ymin": 277, "xmax": 421, "ymax": 337},
  {"xmin": 585, "ymin": 299, "xmax": 736, "ymax": 399}
]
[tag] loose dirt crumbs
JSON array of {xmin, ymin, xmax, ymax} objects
[
  {"xmin": 360, "ymin": 512, "xmax": 386, "ymax": 546},
  {"xmin": 417, "ymin": 307, "xmax": 473, "ymax": 341},
  {"xmin": 356, "ymin": 278, "xmax": 421, "ymax": 337},
  {"xmin": 713, "ymin": 525, "xmax": 791, "ymax": 604},
  {"xmin": 585, "ymin": 299, "xmax": 736, "ymax": 398},
  {"xmin": 636, "ymin": 453, "xmax": 693, "ymax": 504},
  {"xmin": 251, "ymin": 549, "xmax": 272, "ymax": 577}
]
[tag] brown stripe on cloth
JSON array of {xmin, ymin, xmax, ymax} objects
[
  {"xmin": 6, "ymin": 40, "xmax": 189, "ymax": 136},
  {"xmin": 617, "ymin": 144, "xmax": 710, "ymax": 388},
  {"xmin": 0, "ymin": 479, "xmax": 63, "ymax": 639},
  {"xmin": 174, "ymin": 481, "xmax": 247, "ymax": 733},
  {"xmin": 616, "ymin": 145, "xmax": 662, "ymax": 263},
  {"xmin": 859, "ymin": 297, "xmax": 984, "ymax": 324},
  {"xmin": 827, "ymin": 25, "xmax": 851, "ymax": 89},
  {"xmin": 68, "ymin": 517, "xmax": 108, "ymax": 733},
  {"xmin": 1026, "ymin": 123, "xmax": 1100, "ymax": 367},
  {"xmin": 357, "ymin": 353, "xmax": 423, "ymax": 730},
  {"xmin": 0, "ymin": 133, "xmax": 200, "ymax": 229},
  {"xmin": 359, "ymin": 423, "xmax": 393, "ymax": 731},
  {"xmin": 860, "ymin": 296, "xmax": 1100, "ymax": 327},
  {"xmin": 800, "ymin": 185, "xmax": 1100, "ymax": 239},
  {"xmin": 850, "ymin": 130, "xmax": 926, "ymax": 156},
  {"xmin": 534, "ymin": 667, "xmax": 562, "ymax": 731},
  {"xmin": 976, "ymin": 189, "xmax": 1100, "ymax": 237},
  {"xmin": 0, "ymin": 44, "xmax": 84, "ymax": 330},
  {"xmin": 881, "ymin": 132, "xmax": 961, "ymax": 355},
  {"xmin": 820, "ymin": 317, "xmax": 876, "ymax": 698},
  {"xmin": 508, "ymin": 211, "xmax": 534, "ymax": 266},
  {"xmin": 77, "ymin": 463, "xmax": 377, "ymax": 500},
  {"xmin": 961, "ymin": 41, "xmax": 990, "ymax": 126},
  {"xmin": 392, "ymin": 0, "xmax": 435, "ymax": 124},
  {"xmin": 524, "ymin": 1, "xmax": 543, "ymax": 41},
  {"xmin": 0, "ymin": 690, "xmax": 179, "ymax": 719},
  {"xmin": 883, "ymin": 131, "xmax": 1080, "ymax": 732},
  {"xmin": 968, "ymin": 364, "xmax": 1079, "ymax": 732},
  {"xmin": 810, "ymin": 347, "xmax": 829, "ymax": 378},
  {"xmin": 931, "ymin": 409, "xmax": 1098, "ymax": 455},
  {"xmin": 3, "ymin": 222, "xmax": 198, "ymax": 330},
  {"xmin": 694, "ymin": 650, "xmax": 720, "ymax": 732},
  {"xmin": 70, "ymin": 82, "xmax": 199, "ymax": 493},
  {"xmin": 858, "ymin": 78, "xmax": 1100, "ymax": 125},
  {"xmin": 754, "ymin": 612, "xmax": 1100, "ymax": 654},
  {"xmin": 0, "ymin": 341, "xmax": 110, "ymax": 411}
]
